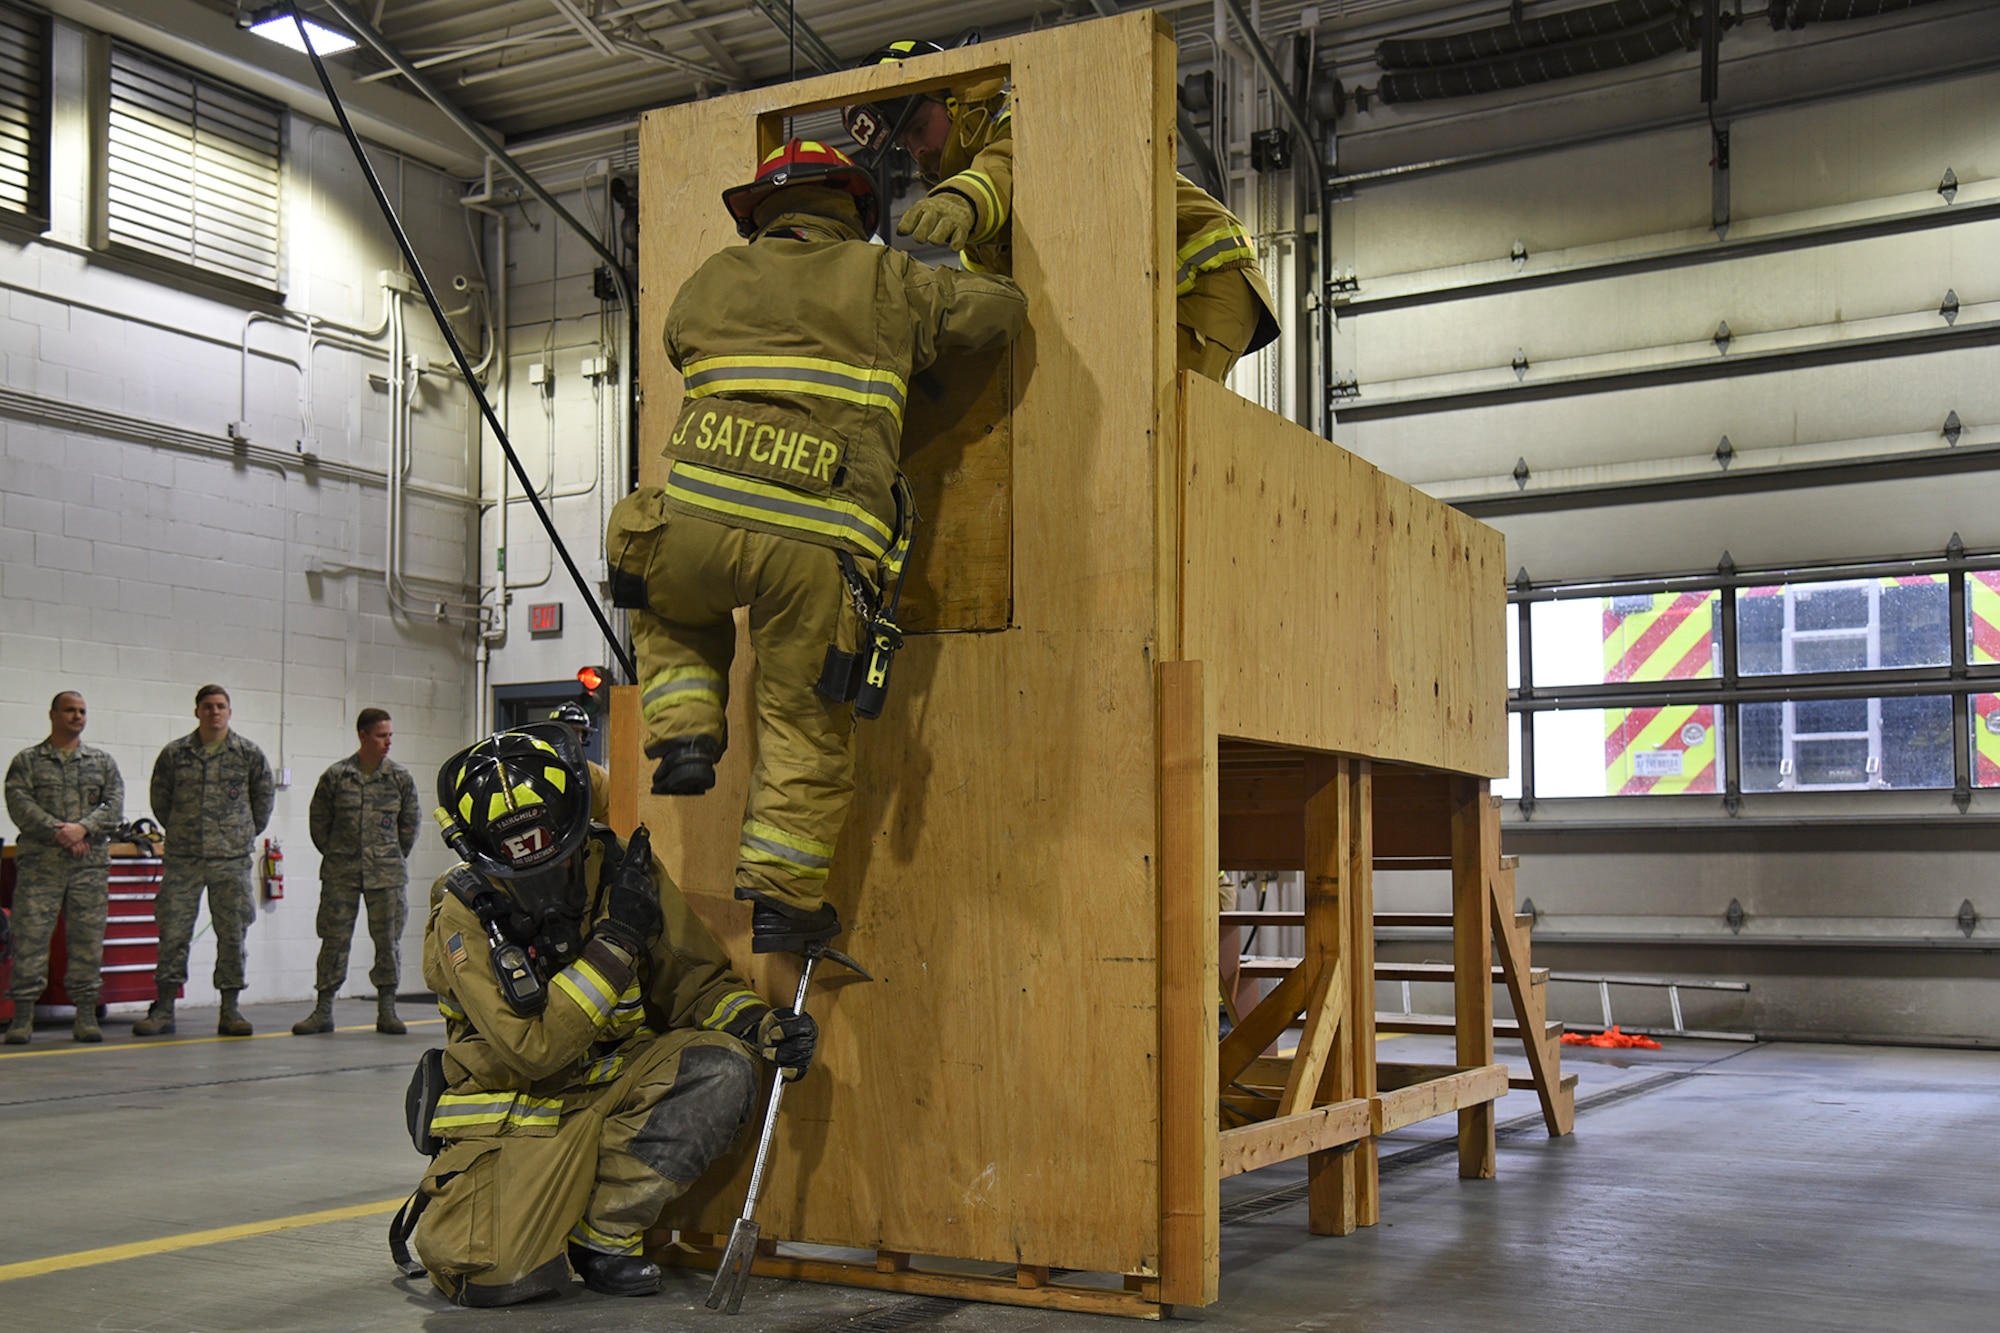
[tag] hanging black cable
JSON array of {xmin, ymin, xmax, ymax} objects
[{"xmin": 286, "ymin": 6, "xmax": 637, "ymax": 683}]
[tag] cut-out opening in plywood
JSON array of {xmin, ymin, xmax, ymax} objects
[{"xmin": 743, "ymin": 83, "xmax": 1019, "ymax": 636}]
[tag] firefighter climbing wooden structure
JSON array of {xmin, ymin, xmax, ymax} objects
[{"xmin": 614, "ymin": 11, "xmax": 1566, "ymax": 1317}]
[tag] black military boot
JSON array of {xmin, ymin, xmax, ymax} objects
[
  {"xmin": 567, "ymin": 1243, "xmax": 663, "ymax": 1297},
  {"xmin": 648, "ymin": 734, "xmax": 722, "ymax": 796},
  {"xmin": 749, "ymin": 900, "xmax": 842, "ymax": 955}
]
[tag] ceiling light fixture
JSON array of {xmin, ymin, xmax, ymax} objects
[{"xmin": 241, "ymin": 6, "xmax": 358, "ymax": 57}]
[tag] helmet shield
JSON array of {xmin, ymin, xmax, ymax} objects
[{"xmin": 435, "ymin": 723, "xmax": 593, "ymax": 881}]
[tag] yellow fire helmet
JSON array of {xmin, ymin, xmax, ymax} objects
[{"xmin": 434, "ymin": 722, "xmax": 592, "ymax": 880}]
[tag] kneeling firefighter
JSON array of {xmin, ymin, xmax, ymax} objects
[
  {"xmin": 400, "ymin": 724, "xmax": 816, "ymax": 1306},
  {"xmin": 606, "ymin": 139, "xmax": 1027, "ymax": 955}
]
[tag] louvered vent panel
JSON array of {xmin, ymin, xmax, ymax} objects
[
  {"xmin": 108, "ymin": 44, "xmax": 281, "ymax": 289},
  {"xmin": 0, "ymin": 4, "xmax": 48, "ymax": 222}
]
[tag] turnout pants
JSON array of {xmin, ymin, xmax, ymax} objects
[
  {"xmin": 154, "ymin": 854, "xmax": 255, "ymax": 991},
  {"xmin": 5, "ymin": 852, "xmax": 108, "ymax": 1008},
  {"xmin": 312, "ymin": 877, "xmax": 407, "ymax": 993},
  {"xmin": 414, "ymin": 1030, "xmax": 756, "ymax": 1306},
  {"xmin": 1176, "ymin": 267, "xmax": 1266, "ymax": 383},
  {"xmin": 629, "ymin": 507, "xmax": 863, "ymax": 914}
]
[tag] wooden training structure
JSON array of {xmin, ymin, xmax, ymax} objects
[{"xmin": 611, "ymin": 12, "xmax": 1571, "ymax": 1317}]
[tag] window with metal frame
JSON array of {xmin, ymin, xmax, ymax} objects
[
  {"xmin": 105, "ymin": 43, "xmax": 282, "ymax": 291},
  {"xmin": 0, "ymin": 2, "xmax": 50, "ymax": 225},
  {"xmin": 1507, "ymin": 542, "xmax": 1998, "ymax": 810}
]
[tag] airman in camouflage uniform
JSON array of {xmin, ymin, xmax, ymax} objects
[
  {"xmin": 138, "ymin": 685, "xmax": 275, "ymax": 1037},
  {"xmin": 4, "ymin": 691, "xmax": 124, "ymax": 1044},
  {"xmin": 292, "ymin": 708, "xmax": 420, "ymax": 1036}
]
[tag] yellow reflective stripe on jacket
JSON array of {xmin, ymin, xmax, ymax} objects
[
  {"xmin": 683, "ymin": 354, "xmax": 908, "ymax": 426},
  {"xmin": 948, "ymin": 171, "xmax": 1006, "ymax": 244},
  {"xmin": 435, "ymin": 994, "xmax": 466, "ymax": 1022},
  {"xmin": 551, "ymin": 957, "xmax": 617, "ymax": 1025},
  {"xmin": 430, "ymin": 1090, "xmax": 563, "ymax": 1132},
  {"xmin": 703, "ymin": 988, "xmax": 766, "ymax": 1033},
  {"xmin": 641, "ymin": 665, "xmax": 725, "ymax": 720},
  {"xmin": 1175, "ymin": 223, "xmax": 1258, "ymax": 295},
  {"xmin": 739, "ymin": 819, "xmax": 836, "ymax": 881},
  {"xmin": 666, "ymin": 462, "xmax": 895, "ymax": 558}
]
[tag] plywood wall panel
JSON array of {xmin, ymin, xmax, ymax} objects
[
  {"xmin": 1179, "ymin": 374, "xmax": 1508, "ymax": 776},
  {"xmin": 634, "ymin": 13, "xmax": 1178, "ymax": 1279}
]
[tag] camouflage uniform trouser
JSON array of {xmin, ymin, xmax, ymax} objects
[
  {"xmin": 312, "ymin": 878, "xmax": 407, "ymax": 993},
  {"xmin": 414, "ymin": 1030, "xmax": 756, "ymax": 1307},
  {"xmin": 629, "ymin": 509, "xmax": 862, "ymax": 915},
  {"xmin": 6, "ymin": 851, "xmax": 108, "ymax": 1006},
  {"xmin": 154, "ymin": 855, "xmax": 255, "ymax": 992}
]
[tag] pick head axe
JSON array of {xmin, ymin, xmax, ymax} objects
[{"xmin": 705, "ymin": 942, "xmax": 871, "ymax": 1314}]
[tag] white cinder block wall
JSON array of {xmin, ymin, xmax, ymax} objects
[
  {"xmin": 0, "ymin": 16, "xmax": 483, "ymax": 1010},
  {"xmin": 479, "ymin": 166, "xmax": 635, "ymax": 700}
]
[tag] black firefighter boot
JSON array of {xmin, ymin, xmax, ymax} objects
[
  {"xmin": 749, "ymin": 899, "xmax": 842, "ymax": 955},
  {"xmin": 568, "ymin": 1243, "xmax": 663, "ymax": 1297},
  {"xmin": 647, "ymin": 734, "xmax": 722, "ymax": 796}
]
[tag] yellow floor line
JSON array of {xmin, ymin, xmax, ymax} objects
[
  {"xmin": 0, "ymin": 1199, "xmax": 406, "ymax": 1282},
  {"xmin": 0, "ymin": 1017, "xmax": 443, "ymax": 1059}
]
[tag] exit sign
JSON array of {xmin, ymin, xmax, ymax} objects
[{"xmin": 528, "ymin": 603, "xmax": 563, "ymax": 636}]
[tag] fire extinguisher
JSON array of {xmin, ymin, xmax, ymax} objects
[{"xmin": 260, "ymin": 838, "xmax": 285, "ymax": 902}]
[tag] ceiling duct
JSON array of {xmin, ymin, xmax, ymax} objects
[
  {"xmin": 1375, "ymin": 0, "xmax": 1682, "ymax": 70},
  {"xmin": 1377, "ymin": 9, "xmax": 1694, "ymax": 103}
]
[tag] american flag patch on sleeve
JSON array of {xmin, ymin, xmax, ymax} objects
[{"xmin": 447, "ymin": 932, "xmax": 468, "ymax": 968}]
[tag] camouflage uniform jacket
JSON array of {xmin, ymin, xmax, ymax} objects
[
  {"xmin": 424, "ymin": 832, "xmax": 771, "ymax": 1099},
  {"xmin": 309, "ymin": 755, "xmax": 420, "ymax": 890},
  {"xmin": 150, "ymin": 730, "xmax": 275, "ymax": 860},
  {"xmin": 4, "ymin": 742, "xmax": 125, "ymax": 868}
]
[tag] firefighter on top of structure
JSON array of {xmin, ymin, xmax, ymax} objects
[
  {"xmin": 548, "ymin": 702, "xmax": 611, "ymax": 823},
  {"xmin": 407, "ymin": 724, "xmax": 815, "ymax": 1306},
  {"xmin": 605, "ymin": 139, "xmax": 1027, "ymax": 956},
  {"xmin": 843, "ymin": 38, "xmax": 1280, "ymax": 381}
]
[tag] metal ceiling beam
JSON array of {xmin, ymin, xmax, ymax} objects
[
  {"xmin": 312, "ymin": 0, "xmax": 627, "ymax": 287},
  {"xmin": 546, "ymin": 0, "xmax": 621, "ymax": 57},
  {"xmin": 744, "ymin": 0, "xmax": 841, "ymax": 76}
]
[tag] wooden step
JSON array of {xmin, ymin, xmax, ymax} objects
[
  {"xmin": 1374, "ymin": 961, "xmax": 1547, "ymax": 986},
  {"xmin": 1376, "ymin": 912, "xmax": 1536, "ymax": 931},
  {"xmin": 1224, "ymin": 911, "xmax": 1535, "ymax": 930},
  {"xmin": 1375, "ymin": 1013, "xmax": 1564, "ymax": 1041},
  {"xmin": 1238, "ymin": 958, "xmax": 1547, "ymax": 985},
  {"xmin": 1509, "ymin": 1071, "xmax": 1580, "ymax": 1093}
]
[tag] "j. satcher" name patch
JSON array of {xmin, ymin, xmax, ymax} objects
[{"xmin": 666, "ymin": 396, "xmax": 844, "ymax": 495}]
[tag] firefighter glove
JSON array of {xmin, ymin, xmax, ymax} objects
[
  {"xmin": 597, "ymin": 828, "xmax": 664, "ymax": 954},
  {"xmin": 756, "ymin": 1007, "xmax": 818, "ymax": 1081},
  {"xmin": 897, "ymin": 192, "xmax": 976, "ymax": 250}
]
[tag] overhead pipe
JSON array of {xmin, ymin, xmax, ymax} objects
[
  {"xmin": 1376, "ymin": 0, "xmax": 1682, "ymax": 69},
  {"xmin": 1377, "ymin": 11, "xmax": 1694, "ymax": 104},
  {"xmin": 1771, "ymin": 0, "xmax": 1950, "ymax": 26}
]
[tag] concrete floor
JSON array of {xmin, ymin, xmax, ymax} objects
[{"xmin": 2, "ymin": 1002, "xmax": 1996, "ymax": 1332}]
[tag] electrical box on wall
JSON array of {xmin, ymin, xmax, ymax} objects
[{"xmin": 528, "ymin": 602, "xmax": 563, "ymax": 637}]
